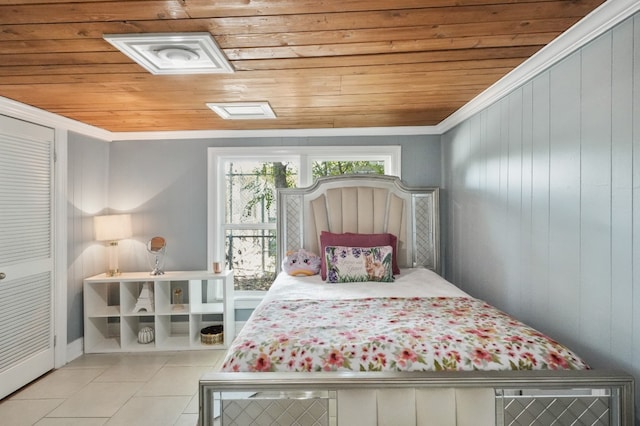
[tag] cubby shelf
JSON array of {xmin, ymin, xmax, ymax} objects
[{"xmin": 83, "ymin": 270, "xmax": 234, "ymax": 353}]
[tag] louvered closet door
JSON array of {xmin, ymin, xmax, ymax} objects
[{"xmin": 0, "ymin": 114, "xmax": 55, "ymax": 400}]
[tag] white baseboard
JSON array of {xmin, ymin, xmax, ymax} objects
[{"xmin": 66, "ymin": 338, "xmax": 84, "ymax": 364}]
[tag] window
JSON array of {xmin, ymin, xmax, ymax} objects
[
  {"xmin": 223, "ymin": 160, "xmax": 297, "ymax": 291},
  {"xmin": 208, "ymin": 146, "xmax": 400, "ymax": 294}
]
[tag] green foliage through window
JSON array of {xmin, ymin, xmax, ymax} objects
[
  {"xmin": 226, "ymin": 159, "xmax": 385, "ymax": 291},
  {"xmin": 312, "ymin": 160, "xmax": 385, "ymax": 178},
  {"xmin": 241, "ymin": 162, "xmax": 296, "ymax": 217}
]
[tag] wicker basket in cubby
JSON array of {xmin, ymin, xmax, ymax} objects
[{"xmin": 200, "ymin": 325, "xmax": 223, "ymax": 345}]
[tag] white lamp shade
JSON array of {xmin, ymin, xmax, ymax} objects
[{"xmin": 94, "ymin": 214, "xmax": 132, "ymax": 241}]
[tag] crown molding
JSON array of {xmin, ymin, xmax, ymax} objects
[
  {"xmin": 0, "ymin": 95, "xmax": 439, "ymax": 140},
  {"xmin": 110, "ymin": 125, "xmax": 441, "ymax": 141},
  {"xmin": 437, "ymin": 0, "xmax": 640, "ymax": 133},
  {"xmin": 0, "ymin": 96, "xmax": 111, "ymax": 141},
  {"xmin": 1, "ymin": 0, "xmax": 635, "ymax": 142}
]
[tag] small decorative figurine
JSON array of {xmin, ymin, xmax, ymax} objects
[
  {"xmin": 138, "ymin": 326, "xmax": 154, "ymax": 344},
  {"xmin": 133, "ymin": 282, "xmax": 154, "ymax": 313}
]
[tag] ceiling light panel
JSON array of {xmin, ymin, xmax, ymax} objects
[
  {"xmin": 207, "ymin": 102, "xmax": 277, "ymax": 120},
  {"xmin": 103, "ymin": 32, "xmax": 234, "ymax": 75}
]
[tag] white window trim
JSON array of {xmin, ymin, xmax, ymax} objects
[{"xmin": 207, "ymin": 145, "xmax": 401, "ymax": 300}]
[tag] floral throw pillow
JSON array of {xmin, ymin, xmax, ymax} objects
[
  {"xmin": 325, "ymin": 245, "xmax": 394, "ymax": 283},
  {"xmin": 319, "ymin": 232, "xmax": 400, "ymax": 279}
]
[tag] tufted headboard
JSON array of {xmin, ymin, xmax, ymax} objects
[{"xmin": 276, "ymin": 175, "xmax": 440, "ymax": 273}]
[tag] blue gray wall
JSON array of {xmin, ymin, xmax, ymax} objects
[
  {"xmin": 67, "ymin": 134, "xmax": 441, "ymax": 341},
  {"xmin": 108, "ymin": 135, "xmax": 441, "ymax": 274},
  {"xmin": 442, "ymin": 13, "xmax": 639, "ymax": 417},
  {"xmin": 67, "ymin": 133, "xmax": 110, "ymax": 343}
]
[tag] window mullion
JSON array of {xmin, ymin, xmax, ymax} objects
[{"xmin": 299, "ymin": 153, "xmax": 311, "ymax": 187}]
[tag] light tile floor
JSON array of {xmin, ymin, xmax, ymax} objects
[{"xmin": 0, "ymin": 350, "xmax": 227, "ymax": 426}]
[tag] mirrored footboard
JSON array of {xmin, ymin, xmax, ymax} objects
[
  {"xmin": 211, "ymin": 390, "xmax": 336, "ymax": 425},
  {"xmin": 496, "ymin": 388, "xmax": 621, "ymax": 425},
  {"xmin": 199, "ymin": 370, "xmax": 633, "ymax": 426}
]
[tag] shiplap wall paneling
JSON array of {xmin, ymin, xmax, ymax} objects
[
  {"xmin": 470, "ymin": 114, "xmax": 489, "ymax": 306},
  {"xmin": 67, "ymin": 135, "xmax": 109, "ymax": 343},
  {"xmin": 447, "ymin": 125, "xmax": 462, "ymax": 289},
  {"xmin": 548, "ymin": 51, "xmax": 582, "ymax": 348},
  {"xmin": 480, "ymin": 103, "xmax": 501, "ymax": 305},
  {"xmin": 609, "ymin": 19, "xmax": 633, "ymax": 372},
  {"xmin": 580, "ymin": 32, "xmax": 613, "ymax": 366},
  {"xmin": 632, "ymin": 15, "xmax": 640, "ymax": 381},
  {"xmin": 529, "ymin": 74, "xmax": 551, "ymax": 327},
  {"xmin": 452, "ymin": 124, "xmax": 472, "ymax": 298},
  {"xmin": 507, "ymin": 89, "xmax": 523, "ymax": 314},
  {"xmin": 442, "ymin": 12, "xmax": 640, "ymax": 419},
  {"xmin": 498, "ymin": 99, "xmax": 511, "ymax": 310},
  {"xmin": 519, "ymin": 82, "xmax": 534, "ymax": 326}
]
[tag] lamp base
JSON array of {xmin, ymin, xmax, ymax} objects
[{"xmin": 106, "ymin": 241, "xmax": 121, "ymax": 277}]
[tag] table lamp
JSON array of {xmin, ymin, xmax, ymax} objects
[{"xmin": 94, "ymin": 214, "xmax": 132, "ymax": 276}]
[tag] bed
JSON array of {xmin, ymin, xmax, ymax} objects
[{"xmin": 200, "ymin": 174, "xmax": 634, "ymax": 425}]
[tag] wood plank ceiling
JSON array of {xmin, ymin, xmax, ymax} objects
[{"xmin": 0, "ymin": 0, "xmax": 605, "ymax": 132}]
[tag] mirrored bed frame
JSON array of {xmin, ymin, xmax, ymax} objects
[{"xmin": 200, "ymin": 175, "xmax": 634, "ymax": 425}]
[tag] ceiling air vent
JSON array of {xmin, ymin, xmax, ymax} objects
[
  {"xmin": 207, "ymin": 102, "xmax": 277, "ymax": 120},
  {"xmin": 103, "ymin": 32, "xmax": 234, "ymax": 75}
]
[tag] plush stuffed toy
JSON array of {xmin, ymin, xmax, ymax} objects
[{"xmin": 282, "ymin": 248, "xmax": 321, "ymax": 276}]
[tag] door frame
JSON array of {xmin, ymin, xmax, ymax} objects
[{"xmin": 54, "ymin": 128, "xmax": 67, "ymax": 368}]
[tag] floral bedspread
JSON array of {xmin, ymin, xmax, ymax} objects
[{"xmin": 221, "ymin": 297, "xmax": 589, "ymax": 372}]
